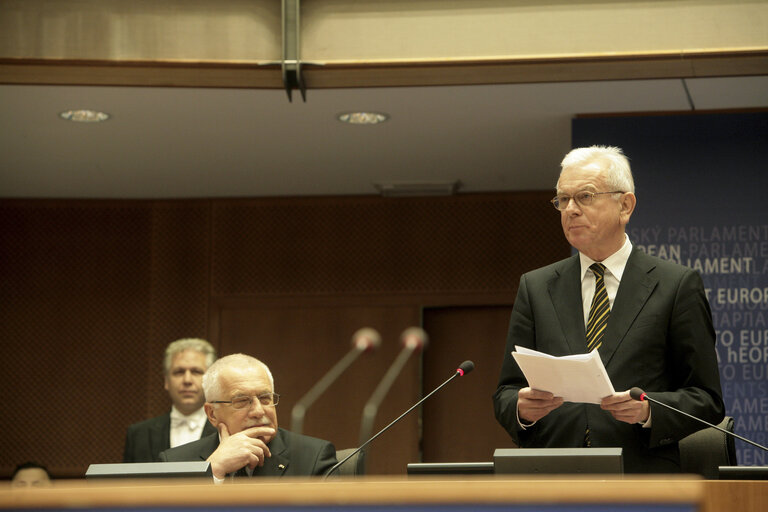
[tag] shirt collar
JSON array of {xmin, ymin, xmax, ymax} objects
[
  {"xmin": 579, "ymin": 234, "xmax": 633, "ymax": 281},
  {"xmin": 170, "ymin": 405, "xmax": 207, "ymax": 423}
]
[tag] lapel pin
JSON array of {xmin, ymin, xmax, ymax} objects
[{"xmin": 278, "ymin": 464, "xmax": 286, "ymax": 470}]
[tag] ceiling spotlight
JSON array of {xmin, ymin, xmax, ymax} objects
[
  {"xmin": 59, "ymin": 109, "xmax": 111, "ymax": 123},
  {"xmin": 337, "ymin": 112, "xmax": 389, "ymax": 125}
]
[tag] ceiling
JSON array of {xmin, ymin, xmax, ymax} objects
[{"xmin": 1, "ymin": 75, "xmax": 767, "ymax": 199}]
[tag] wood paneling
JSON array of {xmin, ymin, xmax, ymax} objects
[
  {"xmin": 0, "ymin": 202, "xmax": 154, "ymax": 476},
  {"xmin": 0, "ymin": 192, "xmax": 569, "ymax": 478},
  {"xmin": 209, "ymin": 193, "xmax": 562, "ymax": 297},
  {"xmin": 145, "ymin": 201, "xmax": 212, "ymax": 416},
  {"xmin": 214, "ymin": 302, "xmax": 422, "ymax": 475},
  {"xmin": 422, "ymin": 306, "xmax": 517, "ymax": 464}
]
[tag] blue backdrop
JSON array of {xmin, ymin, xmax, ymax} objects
[{"xmin": 573, "ymin": 111, "xmax": 768, "ymax": 466}]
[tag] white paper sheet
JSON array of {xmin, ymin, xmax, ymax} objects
[{"xmin": 512, "ymin": 346, "xmax": 615, "ymax": 404}]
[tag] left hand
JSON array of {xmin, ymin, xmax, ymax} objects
[{"xmin": 601, "ymin": 390, "xmax": 650, "ymax": 424}]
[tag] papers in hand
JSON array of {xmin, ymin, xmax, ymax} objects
[{"xmin": 512, "ymin": 346, "xmax": 615, "ymax": 404}]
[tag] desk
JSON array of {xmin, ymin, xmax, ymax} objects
[{"xmin": 0, "ymin": 477, "xmax": 763, "ymax": 512}]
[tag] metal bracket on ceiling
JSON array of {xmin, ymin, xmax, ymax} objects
[{"xmin": 282, "ymin": 0, "xmax": 305, "ymax": 102}]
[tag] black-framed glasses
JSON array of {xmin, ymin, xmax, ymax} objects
[
  {"xmin": 550, "ymin": 190, "xmax": 624, "ymax": 211},
  {"xmin": 209, "ymin": 392, "xmax": 280, "ymax": 409}
]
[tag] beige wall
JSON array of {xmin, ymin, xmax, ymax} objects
[
  {"xmin": 0, "ymin": 1, "xmax": 765, "ymax": 88},
  {"xmin": 1, "ymin": 1, "xmax": 765, "ymax": 61},
  {"xmin": 302, "ymin": 0, "xmax": 768, "ymax": 61}
]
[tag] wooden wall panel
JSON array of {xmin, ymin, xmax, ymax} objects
[
  {"xmin": 143, "ymin": 201, "xmax": 212, "ymax": 418},
  {"xmin": 214, "ymin": 302, "xmax": 422, "ymax": 475},
  {"xmin": 421, "ymin": 306, "xmax": 519, "ymax": 465},
  {"xmin": 210, "ymin": 193, "xmax": 563, "ymax": 297},
  {"xmin": 0, "ymin": 201, "xmax": 153, "ymax": 476},
  {"xmin": 0, "ymin": 191, "xmax": 568, "ymax": 478}
]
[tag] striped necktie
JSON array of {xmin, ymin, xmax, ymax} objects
[
  {"xmin": 584, "ymin": 263, "xmax": 609, "ymax": 448},
  {"xmin": 586, "ymin": 263, "xmax": 610, "ymax": 351}
]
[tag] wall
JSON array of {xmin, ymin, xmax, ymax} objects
[
  {"xmin": 2, "ymin": 1, "xmax": 765, "ymax": 88},
  {"xmin": 0, "ymin": 191, "xmax": 569, "ymax": 477}
]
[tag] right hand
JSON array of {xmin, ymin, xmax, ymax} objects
[
  {"xmin": 518, "ymin": 387, "xmax": 564, "ymax": 423},
  {"xmin": 207, "ymin": 423, "xmax": 275, "ymax": 479}
]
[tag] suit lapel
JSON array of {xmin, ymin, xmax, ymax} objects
[
  {"xmin": 152, "ymin": 413, "xmax": 172, "ymax": 459},
  {"xmin": 196, "ymin": 433, "xmax": 221, "ymax": 461},
  {"xmin": 600, "ymin": 248, "xmax": 658, "ymax": 366},
  {"xmin": 252, "ymin": 429, "xmax": 289, "ymax": 477},
  {"xmin": 202, "ymin": 420, "xmax": 217, "ymax": 438},
  {"xmin": 548, "ymin": 255, "xmax": 586, "ymax": 355},
  {"xmin": 161, "ymin": 413, "xmax": 215, "ymax": 458},
  {"xmin": 215, "ymin": 430, "xmax": 290, "ymax": 478}
]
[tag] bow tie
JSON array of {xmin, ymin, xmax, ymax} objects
[{"xmin": 171, "ymin": 417, "xmax": 200, "ymax": 430}]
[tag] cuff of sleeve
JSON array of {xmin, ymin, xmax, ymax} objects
[
  {"xmin": 640, "ymin": 407, "xmax": 652, "ymax": 428},
  {"xmin": 517, "ymin": 403, "xmax": 536, "ymax": 430}
]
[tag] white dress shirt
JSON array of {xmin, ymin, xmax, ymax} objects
[
  {"xmin": 578, "ymin": 235, "xmax": 633, "ymax": 329},
  {"xmin": 169, "ymin": 406, "xmax": 208, "ymax": 448}
]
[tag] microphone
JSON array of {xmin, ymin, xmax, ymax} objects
[
  {"xmin": 325, "ymin": 360, "xmax": 475, "ymax": 478},
  {"xmin": 358, "ymin": 327, "xmax": 429, "ymax": 447},
  {"xmin": 290, "ymin": 328, "xmax": 381, "ymax": 435},
  {"xmin": 629, "ymin": 387, "xmax": 768, "ymax": 452}
]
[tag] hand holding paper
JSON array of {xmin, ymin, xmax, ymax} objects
[{"xmin": 512, "ymin": 346, "xmax": 615, "ymax": 404}]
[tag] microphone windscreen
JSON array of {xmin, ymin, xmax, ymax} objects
[
  {"xmin": 352, "ymin": 327, "xmax": 382, "ymax": 351},
  {"xmin": 400, "ymin": 327, "xmax": 428, "ymax": 350},
  {"xmin": 457, "ymin": 360, "xmax": 475, "ymax": 375},
  {"xmin": 629, "ymin": 387, "xmax": 645, "ymax": 401}
]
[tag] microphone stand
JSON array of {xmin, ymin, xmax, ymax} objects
[
  {"xmin": 291, "ymin": 328, "xmax": 380, "ymax": 435},
  {"xmin": 358, "ymin": 346, "xmax": 417, "ymax": 446},
  {"xmin": 641, "ymin": 393, "xmax": 768, "ymax": 452},
  {"xmin": 325, "ymin": 366, "xmax": 468, "ymax": 479}
]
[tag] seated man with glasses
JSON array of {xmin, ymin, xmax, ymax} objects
[{"xmin": 159, "ymin": 353, "xmax": 337, "ymax": 479}]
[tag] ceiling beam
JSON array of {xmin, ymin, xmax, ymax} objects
[{"xmin": 2, "ymin": 50, "xmax": 766, "ymax": 89}]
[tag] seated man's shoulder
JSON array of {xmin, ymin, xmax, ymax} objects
[
  {"xmin": 280, "ymin": 428, "xmax": 333, "ymax": 447},
  {"xmin": 159, "ymin": 433, "xmax": 218, "ymax": 462},
  {"xmin": 126, "ymin": 412, "xmax": 170, "ymax": 432}
]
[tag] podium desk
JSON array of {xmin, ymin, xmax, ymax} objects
[{"xmin": 0, "ymin": 476, "xmax": 763, "ymax": 512}]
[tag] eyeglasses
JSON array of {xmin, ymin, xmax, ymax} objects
[
  {"xmin": 209, "ymin": 392, "xmax": 280, "ymax": 409},
  {"xmin": 550, "ymin": 190, "xmax": 624, "ymax": 211}
]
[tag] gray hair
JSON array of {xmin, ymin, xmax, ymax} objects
[
  {"xmin": 202, "ymin": 353, "xmax": 275, "ymax": 402},
  {"xmin": 163, "ymin": 338, "xmax": 217, "ymax": 375},
  {"xmin": 559, "ymin": 145, "xmax": 635, "ymax": 194}
]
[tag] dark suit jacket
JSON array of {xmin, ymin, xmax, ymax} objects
[
  {"xmin": 123, "ymin": 412, "xmax": 217, "ymax": 463},
  {"xmin": 493, "ymin": 248, "xmax": 724, "ymax": 473},
  {"xmin": 158, "ymin": 427, "xmax": 337, "ymax": 477}
]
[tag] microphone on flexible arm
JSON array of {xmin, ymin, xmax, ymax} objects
[
  {"xmin": 324, "ymin": 359, "xmax": 475, "ymax": 478},
  {"xmin": 358, "ymin": 327, "xmax": 429, "ymax": 448},
  {"xmin": 290, "ymin": 328, "xmax": 381, "ymax": 435},
  {"xmin": 629, "ymin": 387, "xmax": 768, "ymax": 452}
]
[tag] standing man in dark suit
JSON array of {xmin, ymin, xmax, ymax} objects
[
  {"xmin": 123, "ymin": 338, "xmax": 218, "ymax": 462},
  {"xmin": 493, "ymin": 145, "xmax": 723, "ymax": 473},
  {"xmin": 159, "ymin": 353, "xmax": 337, "ymax": 479}
]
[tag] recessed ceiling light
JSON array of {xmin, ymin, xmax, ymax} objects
[
  {"xmin": 337, "ymin": 112, "xmax": 389, "ymax": 125},
  {"xmin": 59, "ymin": 109, "xmax": 111, "ymax": 123}
]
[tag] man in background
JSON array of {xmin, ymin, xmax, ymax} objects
[
  {"xmin": 160, "ymin": 353, "xmax": 337, "ymax": 479},
  {"xmin": 493, "ymin": 145, "xmax": 723, "ymax": 473},
  {"xmin": 123, "ymin": 338, "xmax": 217, "ymax": 462},
  {"xmin": 11, "ymin": 462, "xmax": 51, "ymax": 488}
]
